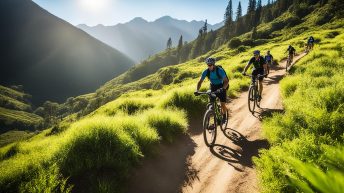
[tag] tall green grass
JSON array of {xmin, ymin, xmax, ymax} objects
[
  {"xmin": 254, "ymin": 29, "xmax": 344, "ymax": 193},
  {"xmin": 0, "ymin": 107, "xmax": 188, "ymax": 192}
]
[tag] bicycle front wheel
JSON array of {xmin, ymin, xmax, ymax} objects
[
  {"xmin": 203, "ymin": 109, "xmax": 217, "ymax": 147},
  {"xmin": 248, "ymin": 85, "xmax": 256, "ymax": 113}
]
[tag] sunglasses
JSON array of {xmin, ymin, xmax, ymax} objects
[{"xmin": 207, "ymin": 64, "xmax": 213, "ymax": 67}]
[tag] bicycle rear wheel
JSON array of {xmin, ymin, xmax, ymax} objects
[
  {"xmin": 203, "ymin": 109, "xmax": 217, "ymax": 147},
  {"xmin": 248, "ymin": 85, "xmax": 256, "ymax": 113}
]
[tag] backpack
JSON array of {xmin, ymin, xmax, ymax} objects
[{"xmin": 206, "ymin": 65, "xmax": 229, "ymax": 90}]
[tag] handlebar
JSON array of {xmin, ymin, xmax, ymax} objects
[
  {"xmin": 242, "ymin": 74, "xmax": 267, "ymax": 78},
  {"xmin": 194, "ymin": 90, "xmax": 221, "ymax": 96}
]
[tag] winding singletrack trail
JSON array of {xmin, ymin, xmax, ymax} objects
[{"xmin": 128, "ymin": 53, "xmax": 306, "ymax": 193}]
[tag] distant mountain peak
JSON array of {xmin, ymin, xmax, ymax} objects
[{"xmin": 129, "ymin": 17, "xmax": 148, "ymax": 24}]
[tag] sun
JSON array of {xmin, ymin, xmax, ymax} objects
[{"xmin": 78, "ymin": 0, "xmax": 109, "ymax": 13}]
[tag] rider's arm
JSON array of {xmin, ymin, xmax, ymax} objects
[
  {"xmin": 196, "ymin": 70, "xmax": 207, "ymax": 91},
  {"xmin": 243, "ymin": 59, "xmax": 253, "ymax": 74},
  {"xmin": 223, "ymin": 77, "xmax": 229, "ymax": 89},
  {"xmin": 196, "ymin": 78, "xmax": 204, "ymax": 91}
]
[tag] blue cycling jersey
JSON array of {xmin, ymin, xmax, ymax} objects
[{"xmin": 201, "ymin": 67, "xmax": 226, "ymax": 85}]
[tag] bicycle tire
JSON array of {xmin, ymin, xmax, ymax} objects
[
  {"xmin": 220, "ymin": 109, "xmax": 229, "ymax": 130},
  {"xmin": 248, "ymin": 85, "xmax": 256, "ymax": 113},
  {"xmin": 203, "ymin": 109, "xmax": 217, "ymax": 147},
  {"xmin": 255, "ymin": 87, "xmax": 261, "ymax": 108}
]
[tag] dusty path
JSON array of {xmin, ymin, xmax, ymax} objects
[{"xmin": 128, "ymin": 53, "xmax": 306, "ymax": 193}]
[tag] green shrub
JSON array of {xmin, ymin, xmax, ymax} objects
[
  {"xmin": 228, "ymin": 37, "xmax": 242, "ymax": 48},
  {"xmin": 143, "ymin": 109, "xmax": 187, "ymax": 143}
]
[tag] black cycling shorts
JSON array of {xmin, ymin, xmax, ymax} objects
[
  {"xmin": 252, "ymin": 68, "xmax": 264, "ymax": 81},
  {"xmin": 210, "ymin": 83, "xmax": 226, "ymax": 103}
]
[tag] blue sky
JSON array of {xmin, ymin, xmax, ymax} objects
[{"xmin": 32, "ymin": 0, "xmax": 268, "ymax": 26}]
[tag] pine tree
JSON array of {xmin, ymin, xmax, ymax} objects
[
  {"xmin": 223, "ymin": 0, "xmax": 233, "ymax": 40},
  {"xmin": 235, "ymin": 2, "xmax": 244, "ymax": 35},
  {"xmin": 255, "ymin": 0, "xmax": 262, "ymax": 25},
  {"xmin": 177, "ymin": 35, "xmax": 183, "ymax": 53},
  {"xmin": 236, "ymin": 1, "xmax": 242, "ymax": 21},
  {"xmin": 224, "ymin": 0, "xmax": 233, "ymax": 22},
  {"xmin": 268, "ymin": 0, "xmax": 271, "ymax": 5},
  {"xmin": 203, "ymin": 19, "xmax": 208, "ymax": 33},
  {"xmin": 166, "ymin": 37, "xmax": 172, "ymax": 49}
]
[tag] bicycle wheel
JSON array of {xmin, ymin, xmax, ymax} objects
[
  {"xmin": 256, "ymin": 87, "xmax": 261, "ymax": 108},
  {"xmin": 248, "ymin": 85, "xmax": 256, "ymax": 113},
  {"xmin": 220, "ymin": 108, "xmax": 229, "ymax": 130},
  {"xmin": 203, "ymin": 109, "xmax": 217, "ymax": 147}
]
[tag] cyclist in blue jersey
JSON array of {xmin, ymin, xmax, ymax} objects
[
  {"xmin": 242, "ymin": 50, "xmax": 268, "ymax": 102},
  {"xmin": 195, "ymin": 58, "xmax": 229, "ymax": 123},
  {"xmin": 265, "ymin": 50, "xmax": 274, "ymax": 74}
]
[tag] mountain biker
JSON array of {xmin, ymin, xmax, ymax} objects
[
  {"xmin": 264, "ymin": 50, "xmax": 274, "ymax": 74},
  {"xmin": 242, "ymin": 50, "xmax": 268, "ymax": 102},
  {"xmin": 307, "ymin": 36, "xmax": 315, "ymax": 50},
  {"xmin": 195, "ymin": 57, "xmax": 229, "ymax": 123},
  {"xmin": 286, "ymin": 45, "xmax": 296, "ymax": 63}
]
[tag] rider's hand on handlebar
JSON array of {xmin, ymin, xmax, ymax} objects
[{"xmin": 217, "ymin": 88, "xmax": 224, "ymax": 93}]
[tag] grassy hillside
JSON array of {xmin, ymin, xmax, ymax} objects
[
  {"xmin": 0, "ymin": 85, "xmax": 43, "ymax": 146},
  {"xmin": 0, "ymin": 0, "xmax": 343, "ymax": 192},
  {"xmin": 254, "ymin": 21, "xmax": 344, "ymax": 193}
]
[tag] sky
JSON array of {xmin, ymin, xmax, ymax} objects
[{"xmin": 32, "ymin": 0, "xmax": 268, "ymax": 26}]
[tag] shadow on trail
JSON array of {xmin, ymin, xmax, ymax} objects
[
  {"xmin": 252, "ymin": 108, "xmax": 284, "ymax": 120},
  {"xmin": 127, "ymin": 133, "xmax": 198, "ymax": 193},
  {"xmin": 210, "ymin": 129, "xmax": 269, "ymax": 171}
]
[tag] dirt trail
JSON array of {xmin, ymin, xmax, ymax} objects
[{"xmin": 128, "ymin": 53, "xmax": 306, "ymax": 193}]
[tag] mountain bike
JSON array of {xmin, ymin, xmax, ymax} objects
[
  {"xmin": 305, "ymin": 42, "xmax": 313, "ymax": 54},
  {"xmin": 286, "ymin": 54, "xmax": 292, "ymax": 72},
  {"xmin": 194, "ymin": 90, "xmax": 229, "ymax": 147},
  {"xmin": 244, "ymin": 74, "xmax": 266, "ymax": 114}
]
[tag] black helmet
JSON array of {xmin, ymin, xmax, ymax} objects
[
  {"xmin": 205, "ymin": 57, "xmax": 215, "ymax": 65},
  {"xmin": 253, "ymin": 50, "xmax": 260, "ymax": 55}
]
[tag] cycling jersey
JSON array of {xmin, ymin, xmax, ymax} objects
[
  {"xmin": 248, "ymin": 56, "xmax": 266, "ymax": 69},
  {"xmin": 287, "ymin": 47, "xmax": 296, "ymax": 55},
  {"xmin": 265, "ymin": 54, "xmax": 273, "ymax": 62},
  {"xmin": 201, "ymin": 67, "xmax": 226, "ymax": 85}
]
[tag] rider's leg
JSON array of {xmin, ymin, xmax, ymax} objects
[
  {"xmin": 220, "ymin": 102, "xmax": 227, "ymax": 114},
  {"xmin": 258, "ymin": 80, "xmax": 263, "ymax": 97}
]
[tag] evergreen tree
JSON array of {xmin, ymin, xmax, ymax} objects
[
  {"xmin": 255, "ymin": 0, "xmax": 262, "ymax": 25},
  {"xmin": 236, "ymin": 1, "xmax": 242, "ymax": 21},
  {"xmin": 203, "ymin": 19, "xmax": 208, "ymax": 33},
  {"xmin": 177, "ymin": 35, "xmax": 183, "ymax": 52},
  {"xmin": 223, "ymin": 0, "xmax": 233, "ymax": 40},
  {"xmin": 166, "ymin": 37, "xmax": 172, "ymax": 49},
  {"xmin": 268, "ymin": 0, "xmax": 271, "ymax": 5},
  {"xmin": 224, "ymin": 0, "xmax": 233, "ymax": 22}
]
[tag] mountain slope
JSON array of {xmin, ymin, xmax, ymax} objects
[
  {"xmin": 77, "ymin": 16, "xmax": 223, "ymax": 62},
  {"xmin": 0, "ymin": 85, "xmax": 43, "ymax": 135},
  {"xmin": 0, "ymin": 0, "xmax": 135, "ymax": 105}
]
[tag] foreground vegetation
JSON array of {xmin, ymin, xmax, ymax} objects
[{"xmin": 254, "ymin": 23, "xmax": 344, "ymax": 192}]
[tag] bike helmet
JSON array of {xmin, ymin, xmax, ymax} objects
[
  {"xmin": 267, "ymin": 50, "xmax": 270, "ymax": 53},
  {"xmin": 253, "ymin": 50, "xmax": 260, "ymax": 55},
  {"xmin": 205, "ymin": 57, "xmax": 215, "ymax": 65}
]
